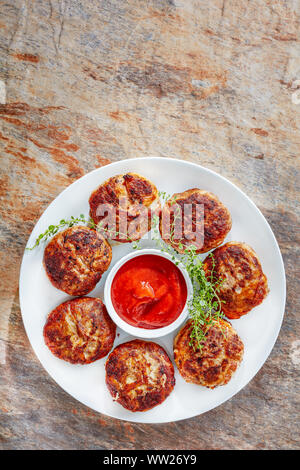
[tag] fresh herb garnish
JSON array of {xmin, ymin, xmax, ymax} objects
[
  {"xmin": 155, "ymin": 192, "xmax": 225, "ymax": 350},
  {"xmin": 27, "ymin": 214, "xmax": 139, "ymax": 250},
  {"xmin": 26, "ymin": 214, "xmax": 87, "ymax": 250},
  {"xmin": 181, "ymin": 247, "xmax": 225, "ymax": 350}
]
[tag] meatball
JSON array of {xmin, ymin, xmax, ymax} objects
[
  {"xmin": 44, "ymin": 297, "xmax": 116, "ymax": 364},
  {"xmin": 105, "ymin": 340, "xmax": 175, "ymax": 412},
  {"xmin": 43, "ymin": 226, "xmax": 112, "ymax": 296},
  {"xmin": 174, "ymin": 319, "xmax": 244, "ymax": 388},
  {"xmin": 203, "ymin": 242, "xmax": 269, "ymax": 319},
  {"xmin": 89, "ymin": 173, "xmax": 160, "ymax": 242},
  {"xmin": 159, "ymin": 189, "xmax": 232, "ymax": 254}
]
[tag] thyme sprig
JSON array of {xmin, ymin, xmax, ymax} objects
[
  {"xmin": 26, "ymin": 214, "xmax": 87, "ymax": 250},
  {"xmin": 182, "ymin": 247, "xmax": 225, "ymax": 350},
  {"xmin": 155, "ymin": 192, "xmax": 225, "ymax": 350},
  {"xmin": 151, "ymin": 238, "xmax": 225, "ymax": 350},
  {"xmin": 27, "ymin": 214, "xmax": 139, "ymax": 250}
]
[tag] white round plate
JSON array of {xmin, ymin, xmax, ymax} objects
[{"xmin": 19, "ymin": 157, "xmax": 286, "ymax": 423}]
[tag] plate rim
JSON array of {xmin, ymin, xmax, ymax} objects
[{"xmin": 19, "ymin": 157, "xmax": 286, "ymax": 423}]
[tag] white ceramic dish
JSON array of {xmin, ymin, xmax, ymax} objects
[
  {"xmin": 104, "ymin": 248, "xmax": 193, "ymax": 338},
  {"xmin": 19, "ymin": 157, "xmax": 286, "ymax": 423}
]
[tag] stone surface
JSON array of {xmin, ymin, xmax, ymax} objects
[{"xmin": 0, "ymin": 0, "xmax": 299, "ymax": 450}]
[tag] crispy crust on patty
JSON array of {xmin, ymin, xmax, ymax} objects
[
  {"xmin": 203, "ymin": 242, "xmax": 269, "ymax": 319},
  {"xmin": 159, "ymin": 189, "xmax": 232, "ymax": 254},
  {"xmin": 174, "ymin": 319, "xmax": 244, "ymax": 388},
  {"xmin": 43, "ymin": 226, "xmax": 112, "ymax": 296},
  {"xmin": 105, "ymin": 340, "xmax": 175, "ymax": 412},
  {"xmin": 43, "ymin": 297, "xmax": 116, "ymax": 364},
  {"xmin": 89, "ymin": 173, "xmax": 160, "ymax": 242}
]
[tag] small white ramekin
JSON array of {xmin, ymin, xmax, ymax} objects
[{"xmin": 104, "ymin": 248, "xmax": 193, "ymax": 338}]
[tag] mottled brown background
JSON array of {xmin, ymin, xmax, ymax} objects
[{"xmin": 0, "ymin": 0, "xmax": 299, "ymax": 450}]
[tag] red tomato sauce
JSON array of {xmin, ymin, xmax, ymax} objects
[{"xmin": 111, "ymin": 254, "xmax": 187, "ymax": 329}]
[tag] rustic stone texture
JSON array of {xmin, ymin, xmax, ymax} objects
[{"xmin": 0, "ymin": 0, "xmax": 299, "ymax": 450}]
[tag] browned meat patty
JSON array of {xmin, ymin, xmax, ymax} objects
[
  {"xmin": 43, "ymin": 297, "xmax": 116, "ymax": 364},
  {"xmin": 203, "ymin": 242, "xmax": 269, "ymax": 319},
  {"xmin": 105, "ymin": 340, "xmax": 175, "ymax": 412},
  {"xmin": 174, "ymin": 319, "xmax": 244, "ymax": 388},
  {"xmin": 159, "ymin": 189, "xmax": 232, "ymax": 254},
  {"xmin": 43, "ymin": 226, "xmax": 112, "ymax": 296},
  {"xmin": 89, "ymin": 173, "xmax": 160, "ymax": 242}
]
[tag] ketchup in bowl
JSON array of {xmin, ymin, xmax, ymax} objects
[{"xmin": 111, "ymin": 254, "xmax": 188, "ymax": 329}]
